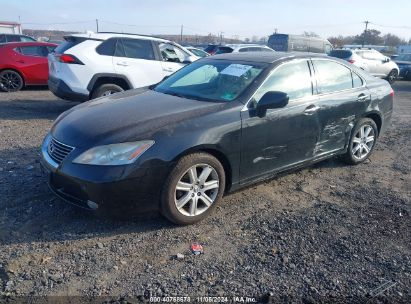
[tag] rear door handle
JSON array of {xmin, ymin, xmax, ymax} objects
[
  {"xmin": 163, "ymin": 68, "xmax": 174, "ymax": 72},
  {"xmin": 116, "ymin": 62, "xmax": 129, "ymax": 67},
  {"xmin": 16, "ymin": 60, "xmax": 25, "ymax": 63},
  {"xmin": 304, "ymin": 105, "xmax": 320, "ymax": 114},
  {"xmin": 357, "ymin": 94, "xmax": 369, "ymax": 102}
]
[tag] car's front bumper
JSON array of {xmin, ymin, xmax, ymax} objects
[
  {"xmin": 48, "ymin": 76, "xmax": 89, "ymax": 102},
  {"xmin": 40, "ymin": 135, "xmax": 171, "ymax": 216}
]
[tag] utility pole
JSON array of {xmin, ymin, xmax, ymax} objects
[
  {"xmin": 219, "ymin": 31, "xmax": 224, "ymax": 44},
  {"xmin": 362, "ymin": 20, "xmax": 369, "ymax": 47},
  {"xmin": 274, "ymin": 28, "xmax": 278, "ymax": 34},
  {"xmin": 96, "ymin": 19, "xmax": 99, "ymax": 33},
  {"xmin": 180, "ymin": 25, "xmax": 183, "ymax": 43}
]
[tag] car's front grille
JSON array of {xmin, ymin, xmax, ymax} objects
[{"xmin": 47, "ymin": 137, "xmax": 74, "ymax": 164}]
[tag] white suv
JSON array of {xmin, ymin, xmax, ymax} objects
[
  {"xmin": 329, "ymin": 48, "xmax": 399, "ymax": 83},
  {"xmin": 48, "ymin": 32, "xmax": 199, "ymax": 101}
]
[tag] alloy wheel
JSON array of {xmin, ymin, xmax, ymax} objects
[
  {"xmin": 102, "ymin": 90, "xmax": 115, "ymax": 96},
  {"xmin": 0, "ymin": 72, "xmax": 22, "ymax": 92},
  {"xmin": 174, "ymin": 164, "xmax": 219, "ymax": 217},
  {"xmin": 351, "ymin": 125, "xmax": 375, "ymax": 160}
]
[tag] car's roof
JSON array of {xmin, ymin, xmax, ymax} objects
[
  {"xmin": 69, "ymin": 32, "xmax": 169, "ymax": 43},
  {"xmin": 0, "ymin": 41, "xmax": 57, "ymax": 47},
  {"xmin": 210, "ymin": 51, "xmax": 328, "ymax": 63}
]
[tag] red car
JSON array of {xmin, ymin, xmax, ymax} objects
[{"xmin": 0, "ymin": 41, "xmax": 57, "ymax": 92}]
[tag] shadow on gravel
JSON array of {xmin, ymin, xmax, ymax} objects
[
  {"xmin": 0, "ymin": 145, "xmax": 174, "ymax": 247},
  {"xmin": 0, "ymin": 146, "xmax": 350, "ymax": 247},
  {"xmin": 392, "ymin": 80, "xmax": 411, "ymax": 93},
  {"xmin": 0, "ymin": 99, "xmax": 79, "ymax": 120}
]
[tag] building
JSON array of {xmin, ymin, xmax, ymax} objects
[
  {"xmin": 398, "ymin": 45, "xmax": 411, "ymax": 54},
  {"xmin": 0, "ymin": 21, "xmax": 22, "ymax": 34}
]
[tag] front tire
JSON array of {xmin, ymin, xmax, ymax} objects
[
  {"xmin": 386, "ymin": 69, "xmax": 398, "ymax": 84},
  {"xmin": 161, "ymin": 153, "xmax": 225, "ymax": 225},
  {"xmin": 0, "ymin": 70, "xmax": 24, "ymax": 92},
  {"xmin": 91, "ymin": 83, "xmax": 124, "ymax": 99},
  {"xmin": 342, "ymin": 118, "xmax": 378, "ymax": 165}
]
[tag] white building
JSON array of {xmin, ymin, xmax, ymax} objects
[
  {"xmin": 398, "ymin": 45, "xmax": 411, "ymax": 54},
  {"xmin": 0, "ymin": 21, "xmax": 22, "ymax": 34}
]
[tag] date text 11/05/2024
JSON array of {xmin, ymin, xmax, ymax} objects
[{"xmin": 149, "ymin": 296, "xmax": 257, "ymax": 302}]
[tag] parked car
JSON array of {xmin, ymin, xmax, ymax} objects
[
  {"xmin": 214, "ymin": 44, "xmax": 275, "ymax": 54},
  {"xmin": 329, "ymin": 49, "xmax": 399, "ymax": 84},
  {"xmin": 268, "ymin": 33, "xmax": 332, "ymax": 54},
  {"xmin": 204, "ymin": 44, "xmax": 219, "ymax": 55},
  {"xmin": 186, "ymin": 46, "xmax": 209, "ymax": 58},
  {"xmin": 48, "ymin": 32, "xmax": 200, "ymax": 101},
  {"xmin": 0, "ymin": 42, "xmax": 57, "ymax": 92},
  {"xmin": 0, "ymin": 34, "xmax": 36, "ymax": 43},
  {"xmin": 393, "ymin": 53, "xmax": 411, "ymax": 80},
  {"xmin": 41, "ymin": 52, "xmax": 394, "ymax": 224}
]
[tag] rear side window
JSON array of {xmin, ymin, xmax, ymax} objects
[
  {"xmin": 313, "ymin": 60, "xmax": 353, "ymax": 93},
  {"xmin": 215, "ymin": 47, "xmax": 233, "ymax": 54},
  {"xmin": 0, "ymin": 35, "xmax": 5, "ymax": 43},
  {"xmin": 352, "ymin": 72, "xmax": 363, "ymax": 88},
  {"xmin": 248, "ymin": 47, "xmax": 263, "ymax": 52},
  {"xmin": 20, "ymin": 36, "xmax": 35, "ymax": 42},
  {"xmin": 116, "ymin": 38, "xmax": 155, "ymax": 60},
  {"xmin": 17, "ymin": 46, "xmax": 49, "ymax": 57},
  {"xmin": 96, "ymin": 38, "xmax": 117, "ymax": 56},
  {"xmin": 329, "ymin": 50, "xmax": 352, "ymax": 59},
  {"xmin": 5, "ymin": 35, "xmax": 20, "ymax": 42},
  {"xmin": 54, "ymin": 37, "xmax": 86, "ymax": 54},
  {"xmin": 254, "ymin": 60, "xmax": 313, "ymax": 101}
]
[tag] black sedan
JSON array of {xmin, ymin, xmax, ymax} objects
[{"xmin": 41, "ymin": 52, "xmax": 394, "ymax": 224}]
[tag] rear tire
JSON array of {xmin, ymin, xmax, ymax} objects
[
  {"xmin": 161, "ymin": 152, "xmax": 225, "ymax": 225},
  {"xmin": 91, "ymin": 83, "xmax": 124, "ymax": 99},
  {"xmin": 342, "ymin": 118, "xmax": 378, "ymax": 165},
  {"xmin": 386, "ymin": 69, "xmax": 398, "ymax": 84},
  {"xmin": 0, "ymin": 70, "xmax": 24, "ymax": 92}
]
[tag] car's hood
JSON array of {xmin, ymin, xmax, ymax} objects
[{"xmin": 51, "ymin": 88, "xmax": 225, "ymax": 148}]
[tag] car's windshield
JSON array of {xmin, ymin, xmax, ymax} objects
[
  {"xmin": 396, "ymin": 54, "xmax": 411, "ymax": 61},
  {"xmin": 154, "ymin": 60, "xmax": 267, "ymax": 102}
]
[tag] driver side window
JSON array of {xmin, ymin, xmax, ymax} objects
[{"xmin": 253, "ymin": 60, "xmax": 313, "ymax": 105}]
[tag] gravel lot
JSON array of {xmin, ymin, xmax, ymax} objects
[{"xmin": 0, "ymin": 82, "xmax": 410, "ymax": 303}]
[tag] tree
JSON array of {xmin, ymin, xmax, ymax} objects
[
  {"xmin": 303, "ymin": 31, "xmax": 319, "ymax": 37},
  {"xmin": 353, "ymin": 29, "xmax": 384, "ymax": 45},
  {"xmin": 382, "ymin": 33, "xmax": 406, "ymax": 46},
  {"xmin": 244, "ymin": 37, "xmax": 250, "ymax": 43},
  {"xmin": 251, "ymin": 35, "xmax": 259, "ymax": 43}
]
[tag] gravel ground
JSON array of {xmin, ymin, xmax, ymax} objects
[{"xmin": 0, "ymin": 83, "xmax": 410, "ymax": 303}]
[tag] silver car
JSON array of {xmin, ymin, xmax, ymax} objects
[{"xmin": 330, "ymin": 49, "xmax": 399, "ymax": 83}]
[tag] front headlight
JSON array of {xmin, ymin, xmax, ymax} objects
[{"xmin": 73, "ymin": 140, "xmax": 154, "ymax": 165}]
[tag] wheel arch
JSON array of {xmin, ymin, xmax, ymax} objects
[
  {"xmin": 87, "ymin": 73, "xmax": 132, "ymax": 96},
  {"xmin": 172, "ymin": 145, "xmax": 233, "ymax": 193},
  {"xmin": 363, "ymin": 111, "xmax": 382, "ymax": 134}
]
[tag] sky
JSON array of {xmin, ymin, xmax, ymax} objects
[{"xmin": 1, "ymin": 0, "xmax": 410, "ymax": 40}]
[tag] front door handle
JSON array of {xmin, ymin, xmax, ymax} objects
[
  {"xmin": 116, "ymin": 62, "xmax": 129, "ymax": 67},
  {"xmin": 304, "ymin": 105, "xmax": 320, "ymax": 115}
]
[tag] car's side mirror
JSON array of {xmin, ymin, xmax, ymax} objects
[
  {"xmin": 256, "ymin": 91, "xmax": 289, "ymax": 117},
  {"xmin": 183, "ymin": 58, "xmax": 194, "ymax": 64},
  {"xmin": 383, "ymin": 57, "xmax": 390, "ymax": 63}
]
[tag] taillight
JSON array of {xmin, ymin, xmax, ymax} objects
[
  {"xmin": 56, "ymin": 54, "xmax": 83, "ymax": 64},
  {"xmin": 390, "ymin": 89, "xmax": 394, "ymax": 97},
  {"xmin": 348, "ymin": 59, "xmax": 355, "ymax": 64}
]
